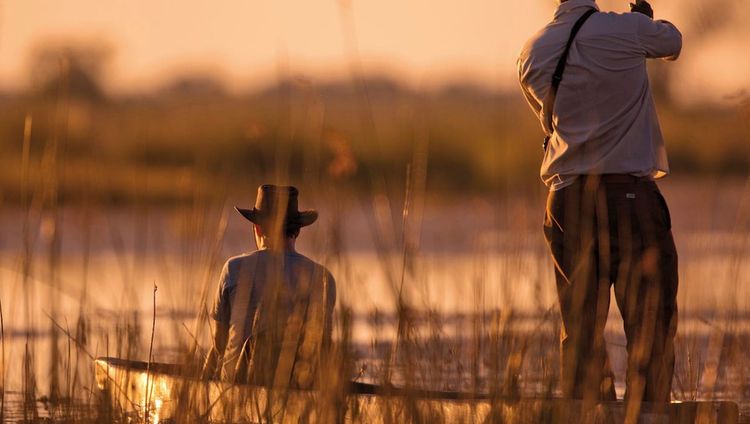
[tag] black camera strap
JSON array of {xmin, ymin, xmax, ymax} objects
[{"xmin": 542, "ymin": 8, "xmax": 597, "ymax": 151}]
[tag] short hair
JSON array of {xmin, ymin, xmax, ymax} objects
[
  {"xmin": 285, "ymin": 225, "xmax": 301, "ymax": 239},
  {"xmin": 258, "ymin": 223, "xmax": 301, "ymax": 239}
]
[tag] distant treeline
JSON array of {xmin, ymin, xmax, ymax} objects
[{"xmin": 0, "ymin": 71, "xmax": 747, "ymax": 204}]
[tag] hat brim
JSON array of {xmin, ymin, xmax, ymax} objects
[{"xmin": 234, "ymin": 207, "xmax": 318, "ymax": 227}]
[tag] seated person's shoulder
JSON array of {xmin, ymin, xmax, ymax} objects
[
  {"xmin": 223, "ymin": 251, "xmax": 263, "ymax": 275},
  {"xmin": 322, "ymin": 267, "xmax": 336, "ymax": 287},
  {"xmin": 294, "ymin": 254, "xmax": 336, "ymax": 283}
]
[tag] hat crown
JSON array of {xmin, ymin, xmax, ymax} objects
[
  {"xmin": 254, "ymin": 185, "xmax": 299, "ymax": 217},
  {"xmin": 235, "ymin": 184, "xmax": 317, "ymax": 228}
]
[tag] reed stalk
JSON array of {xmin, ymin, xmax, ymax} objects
[
  {"xmin": 0, "ymin": 296, "xmax": 5, "ymax": 422},
  {"xmin": 22, "ymin": 341, "xmax": 37, "ymax": 421},
  {"xmin": 144, "ymin": 282, "xmax": 157, "ymax": 424}
]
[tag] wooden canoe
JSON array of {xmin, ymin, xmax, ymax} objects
[{"xmin": 94, "ymin": 357, "xmax": 739, "ymax": 423}]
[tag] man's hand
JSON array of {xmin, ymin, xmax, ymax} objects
[{"xmin": 630, "ymin": 0, "xmax": 654, "ymax": 19}]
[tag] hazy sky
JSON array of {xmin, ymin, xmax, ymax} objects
[{"xmin": 2, "ymin": 0, "xmax": 748, "ymax": 104}]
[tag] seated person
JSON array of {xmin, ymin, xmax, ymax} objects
[{"xmin": 202, "ymin": 185, "xmax": 336, "ymax": 389}]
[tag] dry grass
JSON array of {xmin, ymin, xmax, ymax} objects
[
  {"xmin": 0, "ymin": 57, "xmax": 748, "ymax": 423},
  {"xmin": 0, "ymin": 172, "xmax": 748, "ymax": 422}
]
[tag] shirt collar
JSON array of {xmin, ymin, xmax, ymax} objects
[{"xmin": 554, "ymin": 0, "xmax": 599, "ymax": 20}]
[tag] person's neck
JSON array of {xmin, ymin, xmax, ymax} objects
[{"xmin": 258, "ymin": 238, "xmax": 297, "ymax": 252}]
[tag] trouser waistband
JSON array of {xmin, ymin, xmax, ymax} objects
[{"xmin": 581, "ymin": 174, "xmax": 652, "ymax": 184}]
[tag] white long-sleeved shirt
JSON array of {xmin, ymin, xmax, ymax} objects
[{"xmin": 517, "ymin": 0, "xmax": 682, "ymax": 190}]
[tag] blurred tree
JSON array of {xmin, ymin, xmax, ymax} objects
[
  {"xmin": 156, "ymin": 73, "xmax": 228, "ymax": 99},
  {"xmin": 28, "ymin": 40, "xmax": 112, "ymax": 101}
]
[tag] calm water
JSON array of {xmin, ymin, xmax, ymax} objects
[{"xmin": 1, "ymin": 179, "xmax": 749, "ymax": 421}]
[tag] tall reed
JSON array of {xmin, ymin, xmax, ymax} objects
[{"xmin": 1, "ymin": 296, "xmax": 5, "ymax": 422}]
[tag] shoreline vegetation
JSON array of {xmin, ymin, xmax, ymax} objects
[{"xmin": 0, "ymin": 73, "xmax": 747, "ymax": 206}]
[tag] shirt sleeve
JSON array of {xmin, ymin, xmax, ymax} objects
[
  {"xmin": 635, "ymin": 15, "xmax": 682, "ymax": 60},
  {"xmin": 209, "ymin": 261, "xmax": 234, "ymax": 325},
  {"xmin": 517, "ymin": 53, "xmax": 543, "ymax": 117}
]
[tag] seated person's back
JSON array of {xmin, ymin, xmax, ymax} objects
[{"xmin": 203, "ymin": 185, "xmax": 336, "ymax": 388}]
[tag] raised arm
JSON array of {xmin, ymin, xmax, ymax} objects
[{"xmin": 634, "ymin": 13, "xmax": 682, "ymax": 60}]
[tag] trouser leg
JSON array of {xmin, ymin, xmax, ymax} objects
[
  {"xmin": 544, "ymin": 180, "xmax": 616, "ymax": 401},
  {"xmin": 610, "ymin": 182, "xmax": 678, "ymax": 420}
]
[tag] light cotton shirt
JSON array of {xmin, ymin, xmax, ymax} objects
[
  {"xmin": 210, "ymin": 249, "xmax": 336, "ymax": 378},
  {"xmin": 517, "ymin": 0, "xmax": 682, "ymax": 190}
]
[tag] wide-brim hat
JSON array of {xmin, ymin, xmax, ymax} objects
[{"xmin": 234, "ymin": 185, "xmax": 318, "ymax": 228}]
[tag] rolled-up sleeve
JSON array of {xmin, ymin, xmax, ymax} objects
[
  {"xmin": 635, "ymin": 16, "xmax": 682, "ymax": 60},
  {"xmin": 209, "ymin": 261, "xmax": 233, "ymax": 325},
  {"xmin": 517, "ymin": 50, "xmax": 543, "ymax": 117}
]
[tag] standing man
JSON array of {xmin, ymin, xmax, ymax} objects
[
  {"xmin": 517, "ymin": 0, "xmax": 681, "ymax": 417},
  {"xmin": 202, "ymin": 185, "xmax": 336, "ymax": 390}
]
